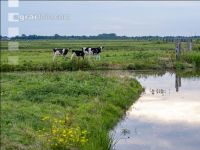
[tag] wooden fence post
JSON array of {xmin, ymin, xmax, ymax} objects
[
  {"xmin": 175, "ymin": 41, "xmax": 181, "ymax": 60},
  {"xmin": 188, "ymin": 39, "xmax": 192, "ymax": 51}
]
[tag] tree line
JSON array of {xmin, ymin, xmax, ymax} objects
[{"xmin": 1, "ymin": 33, "xmax": 200, "ymax": 41}]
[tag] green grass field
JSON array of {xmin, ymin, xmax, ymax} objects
[
  {"xmin": 1, "ymin": 40, "xmax": 200, "ymax": 71},
  {"xmin": 1, "ymin": 39, "xmax": 200, "ymax": 150},
  {"xmin": 1, "ymin": 71, "xmax": 142, "ymax": 150}
]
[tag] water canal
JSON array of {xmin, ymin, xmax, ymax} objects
[{"xmin": 110, "ymin": 71, "xmax": 200, "ymax": 150}]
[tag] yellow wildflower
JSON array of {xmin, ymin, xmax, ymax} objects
[{"xmin": 41, "ymin": 116, "xmax": 49, "ymax": 121}]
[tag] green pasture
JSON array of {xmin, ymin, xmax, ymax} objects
[
  {"xmin": 1, "ymin": 40, "xmax": 200, "ymax": 71},
  {"xmin": 1, "ymin": 39, "xmax": 200, "ymax": 150},
  {"xmin": 1, "ymin": 71, "xmax": 142, "ymax": 150}
]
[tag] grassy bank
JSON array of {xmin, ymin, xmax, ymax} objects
[{"xmin": 1, "ymin": 71, "xmax": 142, "ymax": 150}]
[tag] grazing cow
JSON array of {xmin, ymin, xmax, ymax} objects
[
  {"xmin": 71, "ymin": 50, "xmax": 85, "ymax": 59},
  {"xmin": 53, "ymin": 48, "xmax": 69, "ymax": 61},
  {"xmin": 82, "ymin": 46, "xmax": 104, "ymax": 60},
  {"xmin": 82, "ymin": 47, "xmax": 93, "ymax": 55}
]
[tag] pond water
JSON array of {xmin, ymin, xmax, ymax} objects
[{"xmin": 110, "ymin": 71, "xmax": 200, "ymax": 150}]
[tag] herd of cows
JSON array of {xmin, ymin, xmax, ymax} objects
[{"xmin": 52, "ymin": 46, "xmax": 104, "ymax": 61}]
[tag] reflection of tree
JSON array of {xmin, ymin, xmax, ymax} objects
[
  {"xmin": 175, "ymin": 74, "xmax": 181, "ymax": 92},
  {"xmin": 134, "ymin": 71, "xmax": 166, "ymax": 79}
]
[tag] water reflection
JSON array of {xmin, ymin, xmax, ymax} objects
[
  {"xmin": 149, "ymin": 88, "xmax": 167, "ymax": 96},
  {"xmin": 111, "ymin": 71, "xmax": 200, "ymax": 150},
  {"xmin": 149, "ymin": 74, "xmax": 181, "ymax": 95},
  {"xmin": 175, "ymin": 74, "xmax": 181, "ymax": 92}
]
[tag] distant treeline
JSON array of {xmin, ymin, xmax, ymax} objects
[{"xmin": 1, "ymin": 33, "xmax": 200, "ymax": 42}]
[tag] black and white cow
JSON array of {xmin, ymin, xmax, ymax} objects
[
  {"xmin": 52, "ymin": 48, "xmax": 69, "ymax": 61},
  {"xmin": 71, "ymin": 49, "xmax": 85, "ymax": 59},
  {"xmin": 82, "ymin": 46, "xmax": 104, "ymax": 60}
]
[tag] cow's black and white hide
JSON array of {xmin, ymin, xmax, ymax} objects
[
  {"xmin": 82, "ymin": 47, "xmax": 93, "ymax": 55},
  {"xmin": 82, "ymin": 46, "xmax": 104, "ymax": 60},
  {"xmin": 71, "ymin": 50, "xmax": 85, "ymax": 59},
  {"xmin": 52, "ymin": 48, "xmax": 69, "ymax": 61}
]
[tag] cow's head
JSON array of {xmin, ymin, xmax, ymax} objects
[
  {"xmin": 100, "ymin": 46, "xmax": 104, "ymax": 50},
  {"xmin": 53, "ymin": 48, "xmax": 57, "ymax": 52}
]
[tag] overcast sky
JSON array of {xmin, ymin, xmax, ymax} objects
[{"xmin": 1, "ymin": 1, "xmax": 200, "ymax": 36}]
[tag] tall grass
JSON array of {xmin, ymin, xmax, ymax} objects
[
  {"xmin": 181, "ymin": 51, "xmax": 200, "ymax": 69},
  {"xmin": 0, "ymin": 58, "xmax": 92, "ymax": 72}
]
